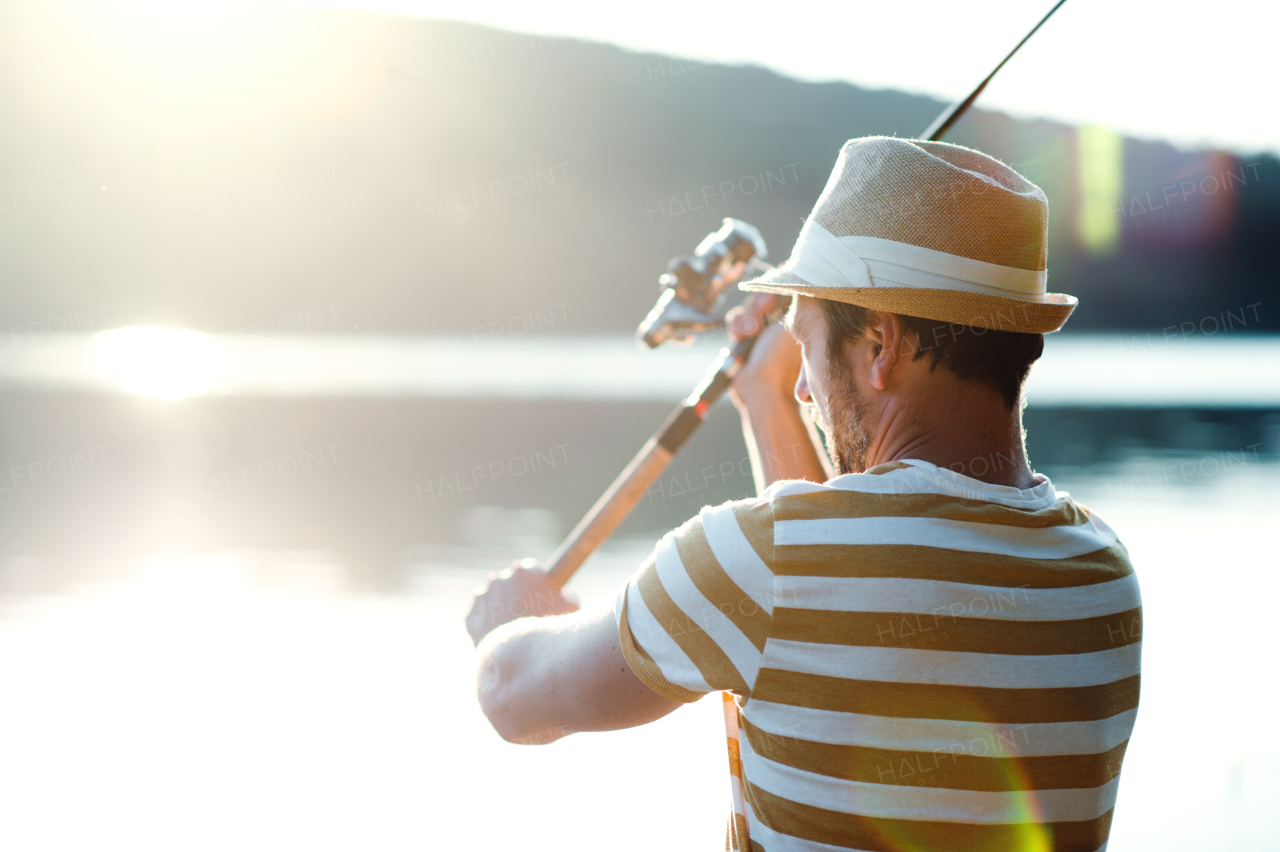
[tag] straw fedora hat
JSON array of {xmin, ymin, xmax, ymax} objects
[{"xmin": 741, "ymin": 136, "xmax": 1076, "ymax": 333}]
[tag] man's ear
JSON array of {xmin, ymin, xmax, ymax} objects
[{"xmin": 865, "ymin": 310, "xmax": 907, "ymax": 391}]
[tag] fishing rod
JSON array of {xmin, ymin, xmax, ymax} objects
[
  {"xmin": 922, "ymin": 0, "xmax": 1069, "ymax": 141},
  {"xmin": 544, "ymin": 0, "xmax": 1070, "ymax": 589}
]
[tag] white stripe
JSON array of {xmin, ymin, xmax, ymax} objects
[
  {"xmin": 786, "ymin": 221, "xmax": 1049, "ymax": 300},
  {"xmin": 825, "ymin": 467, "xmax": 957, "ymax": 496},
  {"xmin": 740, "ymin": 733, "xmax": 1120, "ymax": 824},
  {"xmin": 1088, "ymin": 510, "xmax": 1119, "ymax": 541},
  {"xmin": 856, "ymin": 234, "xmax": 1047, "ymax": 296},
  {"xmin": 762, "ymin": 640, "xmax": 1141, "ymax": 688},
  {"xmin": 653, "ymin": 536, "xmax": 761, "ymax": 688},
  {"xmin": 825, "ymin": 462, "xmax": 1062, "ymax": 510},
  {"xmin": 773, "ymin": 470, "xmax": 944, "ymax": 500},
  {"xmin": 861, "ymin": 256, "xmax": 1043, "ymax": 298},
  {"xmin": 613, "ymin": 579, "xmax": 628, "ymax": 628},
  {"xmin": 775, "ymin": 574, "xmax": 1141, "ymax": 621},
  {"xmin": 771, "ymin": 459, "xmax": 1065, "ymax": 509},
  {"xmin": 775, "ymin": 515, "xmax": 1116, "ymax": 559},
  {"xmin": 623, "ymin": 575, "xmax": 713, "ymax": 695},
  {"xmin": 767, "ymin": 478, "xmax": 831, "ymax": 498},
  {"xmin": 744, "ymin": 815, "xmax": 878, "ymax": 852},
  {"xmin": 770, "ymin": 462, "xmax": 1063, "ymax": 510},
  {"xmin": 701, "ymin": 501, "xmax": 775, "ymax": 615},
  {"xmin": 743, "ymin": 701, "xmax": 1139, "ymax": 757}
]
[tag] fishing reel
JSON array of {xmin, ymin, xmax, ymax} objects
[{"xmin": 636, "ymin": 218, "xmax": 771, "ymax": 348}]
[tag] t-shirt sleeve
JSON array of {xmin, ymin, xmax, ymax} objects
[{"xmin": 614, "ymin": 493, "xmax": 777, "ymax": 703}]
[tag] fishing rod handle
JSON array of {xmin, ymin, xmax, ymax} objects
[{"xmin": 543, "ymin": 335, "xmax": 759, "ymax": 588}]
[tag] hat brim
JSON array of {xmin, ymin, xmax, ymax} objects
[{"xmin": 741, "ymin": 270, "xmax": 1076, "ymax": 334}]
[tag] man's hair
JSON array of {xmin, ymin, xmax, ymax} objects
[{"xmin": 816, "ymin": 299, "xmax": 1044, "ymax": 409}]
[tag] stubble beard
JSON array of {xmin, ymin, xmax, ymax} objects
[{"xmin": 823, "ymin": 354, "xmax": 872, "ymax": 476}]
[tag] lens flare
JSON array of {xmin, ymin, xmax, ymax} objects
[
  {"xmin": 867, "ymin": 698, "xmax": 1057, "ymax": 852},
  {"xmin": 1076, "ymin": 125, "xmax": 1124, "ymax": 257}
]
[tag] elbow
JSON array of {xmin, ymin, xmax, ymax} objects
[
  {"xmin": 475, "ymin": 632, "xmax": 534, "ymax": 743},
  {"xmin": 478, "ymin": 680, "xmax": 524, "ymax": 744},
  {"xmin": 475, "ymin": 629, "xmax": 570, "ymax": 745},
  {"xmin": 483, "ymin": 707, "xmax": 525, "ymax": 744}
]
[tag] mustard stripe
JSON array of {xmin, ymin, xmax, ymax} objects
[
  {"xmin": 653, "ymin": 536, "xmax": 760, "ymax": 688},
  {"xmin": 704, "ymin": 499, "xmax": 774, "ymax": 613},
  {"xmin": 743, "ymin": 700, "xmax": 1139, "ymax": 757},
  {"xmin": 731, "ymin": 497, "xmax": 775, "ymax": 567},
  {"xmin": 772, "ymin": 607, "xmax": 1143, "ymax": 655},
  {"xmin": 623, "ymin": 564, "xmax": 715, "ymax": 694},
  {"xmin": 750, "ymin": 670, "xmax": 1142, "ymax": 724},
  {"xmin": 740, "ymin": 732, "xmax": 1120, "ymax": 822},
  {"xmin": 746, "ymin": 818, "xmax": 871, "ymax": 852},
  {"xmin": 745, "ymin": 782, "xmax": 1113, "ymax": 852},
  {"xmin": 774, "ymin": 542, "xmax": 1133, "ymax": 586},
  {"xmin": 741, "ymin": 715, "xmax": 1130, "ymax": 792},
  {"xmin": 675, "ymin": 516, "xmax": 771, "ymax": 652},
  {"xmin": 762, "ymin": 639, "xmax": 1141, "ymax": 689},
  {"xmin": 637, "ymin": 556, "xmax": 749, "ymax": 694},
  {"xmin": 774, "ymin": 574, "xmax": 1140, "ymax": 621}
]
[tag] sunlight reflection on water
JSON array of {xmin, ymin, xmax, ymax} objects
[
  {"xmin": 86, "ymin": 327, "xmax": 224, "ymax": 400},
  {"xmin": 4, "ymin": 333, "xmax": 1279, "ymax": 405},
  {"xmin": 0, "ymin": 539, "xmax": 727, "ymax": 852},
  {"xmin": 0, "ymin": 468, "xmax": 1276, "ymax": 851}
]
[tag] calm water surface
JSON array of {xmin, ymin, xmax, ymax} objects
[{"xmin": 0, "ymin": 460, "xmax": 1275, "ymax": 851}]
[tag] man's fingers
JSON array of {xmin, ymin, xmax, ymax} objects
[
  {"xmin": 727, "ymin": 293, "xmax": 784, "ymax": 341},
  {"xmin": 467, "ymin": 557, "xmax": 577, "ymax": 643}
]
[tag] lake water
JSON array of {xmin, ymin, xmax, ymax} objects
[
  {"xmin": 1, "ymin": 331, "xmax": 1278, "ymax": 406},
  {"xmin": 0, "ymin": 333, "xmax": 1276, "ymax": 850}
]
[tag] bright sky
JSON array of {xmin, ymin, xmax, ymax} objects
[{"xmin": 295, "ymin": 0, "xmax": 1278, "ymax": 155}]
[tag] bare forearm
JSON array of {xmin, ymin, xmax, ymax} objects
[
  {"xmin": 736, "ymin": 389, "xmax": 829, "ymax": 492},
  {"xmin": 475, "ymin": 604, "xmax": 678, "ymax": 743}
]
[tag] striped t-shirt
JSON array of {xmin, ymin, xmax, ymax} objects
[{"xmin": 615, "ymin": 459, "xmax": 1141, "ymax": 852}]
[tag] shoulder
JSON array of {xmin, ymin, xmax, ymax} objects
[
  {"xmin": 665, "ymin": 491, "xmax": 777, "ymax": 578},
  {"xmin": 676, "ymin": 465, "xmax": 941, "ymax": 564}
]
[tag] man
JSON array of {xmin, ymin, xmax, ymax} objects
[{"xmin": 466, "ymin": 137, "xmax": 1141, "ymax": 852}]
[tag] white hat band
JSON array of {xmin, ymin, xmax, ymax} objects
[{"xmin": 787, "ymin": 220, "xmax": 1050, "ymax": 303}]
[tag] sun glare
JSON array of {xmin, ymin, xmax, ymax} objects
[
  {"xmin": 87, "ymin": 327, "xmax": 223, "ymax": 400},
  {"xmin": 27, "ymin": 0, "xmax": 389, "ymax": 125}
]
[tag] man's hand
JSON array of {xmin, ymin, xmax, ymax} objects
[
  {"xmin": 466, "ymin": 558, "xmax": 579, "ymax": 647},
  {"xmin": 725, "ymin": 293, "xmax": 802, "ymax": 408},
  {"xmin": 723, "ymin": 292, "xmax": 831, "ymax": 489}
]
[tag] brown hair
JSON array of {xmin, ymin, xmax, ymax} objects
[{"xmin": 817, "ymin": 299, "xmax": 1044, "ymax": 409}]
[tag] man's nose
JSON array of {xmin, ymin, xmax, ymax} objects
[{"xmin": 795, "ymin": 364, "xmax": 812, "ymax": 404}]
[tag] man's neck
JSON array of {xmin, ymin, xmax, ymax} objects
[{"xmin": 864, "ymin": 380, "xmax": 1037, "ymax": 489}]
